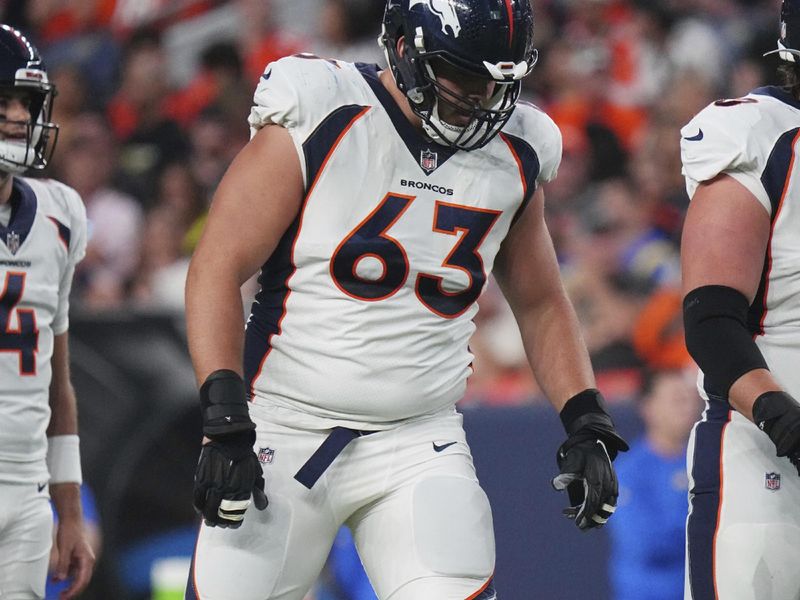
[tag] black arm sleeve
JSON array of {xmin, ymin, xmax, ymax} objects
[{"xmin": 683, "ymin": 285, "xmax": 769, "ymax": 397}]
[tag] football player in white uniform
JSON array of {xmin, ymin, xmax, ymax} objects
[
  {"xmin": 185, "ymin": 1, "xmax": 627, "ymax": 598},
  {"xmin": 0, "ymin": 25, "xmax": 94, "ymax": 600},
  {"xmin": 681, "ymin": 1, "xmax": 800, "ymax": 598}
]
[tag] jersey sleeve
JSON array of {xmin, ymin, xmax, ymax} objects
[
  {"xmin": 507, "ymin": 103, "xmax": 563, "ymax": 186},
  {"xmin": 52, "ymin": 185, "xmax": 87, "ymax": 336},
  {"xmin": 248, "ymin": 56, "xmax": 348, "ymax": 185},
  {"xmin": 533, "ymin": 112, "xmax": 563, "ymax": 185},
  {"xmin": 680, "ymin": 100, "xmax": 772, "ymax": 214}
]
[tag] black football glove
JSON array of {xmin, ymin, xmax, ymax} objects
[
  {"xmin": 193, "ymin": 430, "xmax": 269, "ymax": 527},
  {"xmin": 753, "ymin": 390, "xmax": 800, "ymax": 476},
  {"xmin": 192, "ymin": 370, "xmax": 268, "ymax": 528},
  {"xmin": 552, "ymin": 389, "xmax": 629, "ymax": 531}
]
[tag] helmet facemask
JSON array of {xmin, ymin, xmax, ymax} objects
[
  {"xmin": 416, "ymin": 55, "xmax": 523, "ymax": 150},
  {"xmin": 0, "ymin": 78, "xmax": 58, "ymax": 175},
  {"xmin": 380, "ymin": 0, "xmax": 538, "ymax": 152}
]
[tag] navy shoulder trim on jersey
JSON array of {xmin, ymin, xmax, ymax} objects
[
  {"xmin": 499, "ymin": 131, "xmax": 540, "ymax": 223},
  {"xmin": 0, "ymin": 178, "xmax": 37, "ymax": 253},
  {"xmin": 356, "ymin": 62, "xmax": 457, "ymax": 176},
  {"xmin": 752, "ymin": 85, "xmax": 800, "ymax": 111},
  {"xmin": 47, "ymin": 216, "xmax": 71, "ymax": 250},
  {"xmin": 760, "ymin": 127, "xmax": 800, "ymax": 215},
  {"xmin": 751, "ymin": 127, "xmax": 800, "ymax": 335},
  {"xmin": 302, "ymin": 104, "xmax": 369, "ymax": 192}
]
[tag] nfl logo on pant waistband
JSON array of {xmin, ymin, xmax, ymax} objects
[
  {"xmin": 765, "ymin": 472, "xmax": 781, "ymax": 491},
  {"xmin": 420, "ymin": 149, "xmax": 438, "ymax": 173},
  {"xmin": 6, "ymin": 231, "xmax": 20, "ymax": 255},
  {"xmin": 258, "ymin": 447, "xmax": 275, "ymax": 464}
]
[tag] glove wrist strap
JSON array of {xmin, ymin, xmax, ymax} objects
[
  {"xmin": 753, "ymin": 390, "xmax": 795, "ymax": 434},
  {"xmin": 559, "ymin": 389, "xmax": 609, "ymax": 435},
  {"xmin": 200, "ymin": 369, "xmax": 255, "ymax": 438}
]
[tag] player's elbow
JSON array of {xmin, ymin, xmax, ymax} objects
[{"xmin": 683, "ymin": 285, "xmax": 768, "ymax": 397}]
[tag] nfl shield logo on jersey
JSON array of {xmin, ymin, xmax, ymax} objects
[
  {"xmin": 765, "ymin": 472, "xmax": 781, "ymax": 491},
  {"xmin": 6, "ymin": 231, "xmax": 20, "ymax": 255},
  {"xmin": 258, "ymin": 447, "xmax": 275, "ymax": 464},
  {"xmin": 420, "ymin": 149, "xmax": 438, "ymax": 173}
]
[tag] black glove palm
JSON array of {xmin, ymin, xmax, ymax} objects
[
  {"xmin": 193, "ymin": 430, "xmax": 269, "ymax": 528},
  {"xmin": 552, "ymin": 390, "xmax": 629, "ymax": 531}
]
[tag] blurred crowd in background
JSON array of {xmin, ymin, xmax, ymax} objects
[
  {"xmin": 1, "ymin": 1, "xmax": 783, "ymax": 598},
  {"xmin": 0, "ymin": 0, "xmax": 782, "ymax": 408}
]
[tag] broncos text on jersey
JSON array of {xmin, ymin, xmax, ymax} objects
[{"xmin": 242, "ymin": 56, "xmax": 561, "ymax": 428}]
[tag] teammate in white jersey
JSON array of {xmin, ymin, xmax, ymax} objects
[
  {"xmin": 680, "ymin": 2, "xmax": 800, "ymax": 598},
  {"xmin": 0, "ymin": 24, "xmax": 94, "ymax": 599},
  {"xmin": 185, "ymin": 1, "xmax": 627, "ymax": 598}
]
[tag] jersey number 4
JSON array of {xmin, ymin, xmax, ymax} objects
[
  {"xmin": 330, "ymin": 193, "xmax": 501, "ymax": 318},
  {"xmin": 0, "ymin": 272, "xmax": 38, "ymax": 375}
]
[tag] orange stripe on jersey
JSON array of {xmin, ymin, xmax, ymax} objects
[
  {"xmin": 711, "ymin": 410, "xmax": 732, "ymax": 600},
  {"xmin": 499, "ymin": 132, "xmax": 526, "ymax": 197},
  {"xmin": 249, "ymin": 106, "xmax": 370, "ymax": 397},
  {"xmin": 757, "ymin": 129, "xmax": 800, "ymax": 337}
]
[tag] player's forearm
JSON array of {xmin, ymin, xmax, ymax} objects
[
  {"xmin": 728, "ymin": 368, "xmax": 783, "ymax": 422},
  {"xmin": 50, "ymin": 482, "xmax": 83, "ymax": 524},
  {"xmin": 516, "ymin": 293, "xmax": 596, "ymax": 412},
  {"xmin": 186, "ymin": 260, "xmax": 247, "ymax": 385},
  {"xmin": 48, "ymin": 334, "xmax": 78, "ymax": 436}
]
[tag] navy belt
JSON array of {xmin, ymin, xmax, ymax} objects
[{"xmin": 294, "ymin": 426, "xmax": 377, "ymax": 489}]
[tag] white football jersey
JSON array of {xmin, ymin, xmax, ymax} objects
[
  {"xmin": 243, "ymin": 56, "xmax": 561, "ymax": 428},
  {"xmin": 681, "ymin": 86, "xmax": 800, "ymax": 397},
  {"xmin": 0, "ymin": 177, "xmax": 87, "ymax": 483}
]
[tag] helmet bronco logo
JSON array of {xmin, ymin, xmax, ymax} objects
[{"xmin": 410, "ymin": 0, "xmax": 461, "ymax": 38}]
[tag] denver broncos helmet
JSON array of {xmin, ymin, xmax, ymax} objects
[
  {"xmin": 0, "ymin": 24, "xmax": 57, "ymax": 174},
  {"xmin": 381, "ymin": 0, "xmax": 537, "ymax": 150},
  {"xmin": 765, "ymin": 0, "xmax": 800, "ymax": 62}
]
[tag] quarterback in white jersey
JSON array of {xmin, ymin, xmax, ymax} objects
[
  {"xmin": 0, "ymin": 25, "xmax": 94, "ymax": 599},
  {"xmin": 185, "ymin": 1, "xmax": 627, "ymax": 599},
  {"xmin": 681, "ymin": 2, "xmax": 800, "ymax": 599}
]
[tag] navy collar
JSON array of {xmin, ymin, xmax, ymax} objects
[
  {"xmin": 0, "ymin": 178, "xmax": 37, "ymax": 254},
  {"xmin": 356, "ymin": 63, "xmax": 457, "ymax": 176},
  {"xmin": 752, "ymin": 86, "xmax": 800, "ymax": 111}
]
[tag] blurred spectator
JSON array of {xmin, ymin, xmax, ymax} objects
[
  {"xmin": 312, "ymin": 0, "xmax": 386, "ymax": 65},
  {"xmin": 608, "ymin": 368, "xmax": 703, "ymax": 600},
  {"xmin": 30, "ymin": 0, "xmax": 122, "ymax": 101},
  {"xmin": 47, "ymin": 65, "xmax": 91, "ymax": 175},
  {"xmin": 632, "ymin": 287, "xmax": 692, "ymax": 371},
  {"xmin": 131, "ymin": 205, "xmax": 191, "ymax": 311},
  {"xmin": 236, "ymin": 0, "xmax": 305, "ymax": 81},
  {"xmin": 156, "ymin": 161, "xmax": 206, "ymax": 231},
  {"xmin": 108, "ymin": 27, "xmax": 190, "ymax": 203},
  {"xmin": 59, "ymin": 112, "xmax": 143, "ymax": 310},
  {"xmin": 188, "ymin": 107, "xmax": 248, "ymax": 200},
  {"xmin": 166, "ymin": 40, "xmax": 252, "ymax": 132},
  {"xmin": 464, "ymin": 279, "xmax": 538, "ymax": 405}
]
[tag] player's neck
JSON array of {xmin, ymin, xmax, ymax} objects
[
  {"xmin": 0, "ymin": 172, "xmax": 13, "ymax": 205},
  {"xmin": 378, "ymin": 68, "xmax": 424, "ymax": 133}
]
